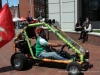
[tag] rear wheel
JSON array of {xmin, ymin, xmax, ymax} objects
[
  {"xmin": 10, "ymin": 52, "xmax": 28, "ymax": 70},
  {"xmin": 66, "ymin": 62, "xmax": 81, "ymax": 75}
]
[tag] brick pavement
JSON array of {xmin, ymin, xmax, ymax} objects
[{"xmin": 0, "ymin": 38, "xmax": 100, "ymax": 75}]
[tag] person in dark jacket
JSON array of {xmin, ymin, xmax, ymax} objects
[
  {"xmin": 75, "ymin": 20, "xmax": 84, "ymax": 31},
  {"xmin": 26, "ymin": 17, "xmax": 38, "ymax": 39}
]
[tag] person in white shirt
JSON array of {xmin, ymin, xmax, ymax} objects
[{"xmin": 78, "ymin": 18, "xmax": 92, "ymax": 42}]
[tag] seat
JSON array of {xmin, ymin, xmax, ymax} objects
[{"xmin": 26, "ymin": 27, "xmax": 36, "ymax": 38}]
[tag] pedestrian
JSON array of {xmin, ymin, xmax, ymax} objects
[
  {"xmin": 75, "ymin": 20, "xmax": 84, "ymax": 31},
  {"xmin": 78, "ymin": 18, "xmax": 92, "ymax": 43}
]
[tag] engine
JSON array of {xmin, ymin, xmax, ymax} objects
[{"xmin": 16, "ymin": 40, "xmax": 30, "ymax": 54}]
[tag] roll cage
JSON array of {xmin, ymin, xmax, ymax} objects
[{"xmin": 14, "ymin": 22, "xmax": 85, "ymax": 64}]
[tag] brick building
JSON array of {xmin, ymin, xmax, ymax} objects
[
  {"xmin": 10, "ymin": 5, "xmax": 19, "ymax": 18},
  {"xmin": 19, "ymin": 0, "xmax": 45, "ymax": 19},
  {"xmin": 0, "ymin": 0, "xmax": 2, "ymax": 9}
]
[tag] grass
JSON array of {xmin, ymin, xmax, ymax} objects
[{"xmin": 93, "ymin": 30, "xmax": 100, "ymax": 33}]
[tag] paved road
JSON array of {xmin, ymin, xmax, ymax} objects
[{"xmin": 0, "ymin": 29, "xmax": 100, "ymax": 75}]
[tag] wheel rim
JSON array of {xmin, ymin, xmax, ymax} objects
[
  {"xmin": 14, "ymin": 58, "xmax": 21, "ymax": 67},
  {"xmin": 69, "ymin": 66, "xmax": 79, "ymax": 74}
]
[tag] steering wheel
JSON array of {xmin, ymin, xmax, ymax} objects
[{"xmin": 58, "ymin": 44, "xmax": 67, "ymax": 54}]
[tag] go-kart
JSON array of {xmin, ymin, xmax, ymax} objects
[{"xmin": 10, "ymin": 22, "xmax": 90, "ymax": 75}]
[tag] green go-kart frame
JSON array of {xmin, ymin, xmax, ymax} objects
[{"xmin": 10, "ymin": 22, "xmax": 90, "ymax": 75}]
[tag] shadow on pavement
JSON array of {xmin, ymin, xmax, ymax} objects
[
  {"xmin": 33, "ymin": 62, "xmax": 93, "ymax": 75},
  {"xmin": 23, "ymin": 59, "xmax": 34, "ymax": 71},
  {"xmin": 37, "ymin": 62, "xmax": 85, "ymax": 75},
  {"xmin": 21, "ymin": 61, "xmax": 93, "ymax": 75},
  {"xmin": 79, "ymin": 62, "xmax": 93, "ymax": 75},
  {"xmin": 34, "ymin": 62, "xmax": 93, "ymax": 71},
  {"xmin": 80, "ymin": 73, "xmax": 84, "ymax": 75},
  {"xmin": 35, "ymin": 62, "xmax": 67, "ymax": 69},
  {"xmin": 0, "ymin": 66, "xmax": 13, "ymax": 73},
  {"xmin": 82, "ymin": 62, "xmax": 93, "ymax": 71}
]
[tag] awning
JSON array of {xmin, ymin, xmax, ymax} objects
[
  {"xmin": 20, "ymin": 17, "xmax": 26, "ymax": 21},
  {"xmin": 13, "ymin": 17, "xmax": 22, "ymax": 22}
]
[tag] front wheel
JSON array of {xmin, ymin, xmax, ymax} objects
[
  {"xmin": 66, "ymin": 62, "xmax": 81, "ymax": 75},
  {"xmin": 10, "ymin": 52, "xmax": 28, "ymax": 71}
]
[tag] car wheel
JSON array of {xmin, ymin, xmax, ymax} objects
[
  {"xmin": 10, "ymin": 52, "xmax": 28, "ymax": 70},
  {"xmin": 66, "ymin": 62, "xmax": 81, "ymax": 75}
]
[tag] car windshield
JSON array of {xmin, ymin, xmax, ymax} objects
[{"xmin": 51, "ymin": 25, "xmax": 85, "ymax": 52}]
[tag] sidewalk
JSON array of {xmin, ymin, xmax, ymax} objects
[{"xmin": 0, "ymin": 39, "xmax": 100, "ymax": 75}]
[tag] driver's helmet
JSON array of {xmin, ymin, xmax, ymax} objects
[
  {"xmin": 36, "ymin": 28, "xmax": 44, "ymax": 34},
  {"xmin": 26, "ymin": 17, "xmax": 33, "ymax": 24}
]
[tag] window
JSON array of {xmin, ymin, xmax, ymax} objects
[
  {"xmin": 43, "ymin": 9, "xmax": 44, "ymax": 13},
  {"xmin": 28, "ymin": 0, "xmax": 30, "ymax": 4},
  {"xmin": 40, "ymin": 0, "xmax": 42, "ymax": 4},
  {"xmin": 37, "ymin": 0, "xmax": 38, "ymax": 1},
  {"xmin": 42, "ymin": 0, "xmax": 44, "ymax": 4},
  {"xmin": 34, "ymin": 0, "xmax": 36, "ymax": 2},
  {"xmin": 82, "ymin": 0, "xmax": 100, "ymax": 21},
  {"xmin": 35, "ymin": 7, "xmax": 37, "ymax": 12},
  {"xmin": 40, "ymin": 9, "xmax": 42, "ymax": 12},
  {"xmin": 37, "ymin": 8, "xmax": 39, "ymax": 12}
]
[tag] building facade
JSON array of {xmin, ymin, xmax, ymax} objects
[
  {"xmin": 19, "ymin": 0, "xmax": 44, "ymax": 18},
  {"xmin": 48, "ymin": 0, "xmax": 100, "ymax": 30},
  {"xmin": 10, "ymin": 5, "xmax": 19, "ymax": 18}
]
